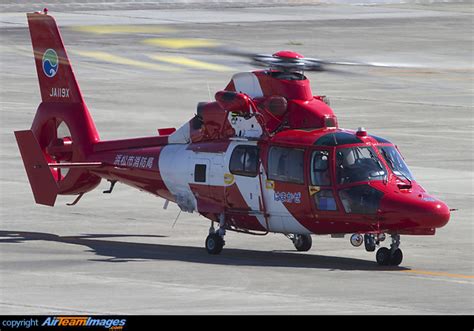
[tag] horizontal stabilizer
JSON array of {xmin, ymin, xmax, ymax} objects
[
  {"xmin": 48, "ymin": 162, "xmax": 103, "ymax": 168},
  {"xmin": 15, "ymin": 130, "xmax": 58, "ymax": 206}
]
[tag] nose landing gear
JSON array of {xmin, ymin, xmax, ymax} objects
[
  {"xmin": 375, "ymin": 234, "xmax": 403, "ymax": 266},
  {"xmin": 351, "ymin": 233, "xmax": 403, "ymax": 266},
  {"xmin": 364, "ymin": 234, "xmax": 377, "ymax": 252}
]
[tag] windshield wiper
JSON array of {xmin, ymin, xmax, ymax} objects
[
  {"xmin": 395, "ymin": 170, "xmax": 412, "ymax": 188},
  {"xmin": 381, "ymin": 149, "xmax": 412, "ymax": 187},
  {"xmin": 381, "ymin": 148, "xmax": 395, "ymax": 169}
]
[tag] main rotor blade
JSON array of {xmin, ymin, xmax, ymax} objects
[
  {"xmin": 195, "ymin": 45, "xmax": 431, "ymax": 73},
  {"xmin": 306, "ymin": 57, "xmax": 426, "ymax": 69}
]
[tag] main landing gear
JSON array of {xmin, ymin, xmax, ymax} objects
[
  {"xmin": 286, "ymin": 234, "xmax": 312, "ymax": 251},
  {"xmin": 350, "ymin": 233, "xmax": 403, "ymax": 266},
  {"xmin": 205, "ymin": 232, "xmax": 225, "ymax": 255},
  {"xmin": 205, "ymin": 215, "xmax": 226, "ymax": 255},
  {"xmin": 204, "ymin": 213, "xmax": 314, "ymax": 254}
]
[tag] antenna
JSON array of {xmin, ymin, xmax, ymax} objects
[
  {"xmin": 207, "ymin": 82, "xmax": 212, "ymax": 101},
  {"xmin": 172, "ymin": 209, "xmax": 182, "ymax": 228}
]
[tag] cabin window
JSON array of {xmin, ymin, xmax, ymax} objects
[
  {"xmin": 194, "ymin": 164, "xmax": 207, "ymax": 182},
  {"xmin": 268, "ymin": 146, "xmax": 305, "ymax": 184},
  {"xmin": 230, "ymin": 145, "xmax": 259, "ymax": 177}
]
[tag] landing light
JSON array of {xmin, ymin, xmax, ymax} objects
[{"xmin": 350, "ymin": 234, "xmax": 363, "ymax": 247}]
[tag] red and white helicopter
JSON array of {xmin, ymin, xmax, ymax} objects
[{"xmin": 15, "ymin": 10, "xmax": 451, "ymax": 266}]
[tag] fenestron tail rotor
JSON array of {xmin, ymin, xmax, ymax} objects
[{"xmin": 48, "ymin": 120, "xmax": 73, "ymax": 180}]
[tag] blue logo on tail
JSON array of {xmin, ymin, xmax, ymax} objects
[{"xmin": 42, "ymin": 49, "xmax": 58, "ymax": 78}]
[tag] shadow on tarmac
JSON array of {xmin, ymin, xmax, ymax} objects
[{"xmin": 0, "ymin": 230, "xmax": 409, "ymax": 271}]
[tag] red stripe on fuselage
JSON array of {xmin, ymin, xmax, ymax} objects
[
  {"xmin": 189, "ymin": 183, "xmax": 225, "ymax": 214},
  {"xmin": 189, "ymin": 182, "xmax": 266, "ymax": 232},
  {"xmin": 224, "ymin": 183, "xmax": 267, "ymax": 231}
]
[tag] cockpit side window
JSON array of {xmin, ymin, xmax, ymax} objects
[
  {"xmin": 378, "ymin": 146, "xmax": 414, "ymax": 181},
  {"xmin": 268, "ymin": 146, "xmax": 305, "ymax": 184},
  {"xmin": 311, "ymin": 150, "xmax": 331, "ymax": 186},
  {"xmin": 339, "ymin": 185, "xmax": 383, "ymax": 214},
  {"xmin": 310, "ymin": 150, "xmax": 337, "ymax": 211},
  {"xmin": 336, "ymin": 147, "xmax": 386, "ymax": 184}
]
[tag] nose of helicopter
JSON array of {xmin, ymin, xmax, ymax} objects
[
  {"xmin": 380, "ymin": 194, "xmax": 450, "ymax": 229},
  {"xmin": 423, "ymin": 200, "xmax": 450, "ymax": 228}
]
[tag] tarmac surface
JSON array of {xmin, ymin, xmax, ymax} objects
[{"xmin": 0, "ymin": 2, "xmax": 473, "ymax": 314}]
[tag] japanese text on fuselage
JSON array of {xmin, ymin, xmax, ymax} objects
[{"xmin": 113, "ymin": 154, "xmax": 154, "ymax": 169}]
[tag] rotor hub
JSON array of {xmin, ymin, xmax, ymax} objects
[{"xmin": 272, "ymin": 50, "xmax": 304, "ymax": 59}]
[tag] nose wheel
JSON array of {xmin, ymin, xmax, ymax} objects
[
  {"xmin": 351, "ymin": 233, "xmax": 403, "ymax": 266},
  {"xmin": 375, "ymin": 234, "xmax": 403, "ymax": 266}
]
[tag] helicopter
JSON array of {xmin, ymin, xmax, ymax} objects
[{"xmin": 15, "ymin": 10, "xmax": 451, "ymax": 266}]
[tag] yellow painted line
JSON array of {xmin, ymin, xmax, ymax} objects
[
  {"xmin": 399, "ymin": 269, "xmax": 474, "ymax": 280},
  {"xmin": 148, "ymin": 54, "xmax": 233, "ymax": 72},
  {"xmin": 73, "ymin": 25, "xmax": 175, "ymax": 35},
  {"xmin": 74, "ymin": 51, "xmax": 182, "ymax": 72},
  {"xmin": 6, "ymin": 46, "xmax": 31, "ymax": 57},
  {"xmin": 142, "ymin": 38, "xmax": 220, "ymax": 49}
]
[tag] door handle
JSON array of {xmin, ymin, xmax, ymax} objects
[{"xmin": 308, "ymin": 186, "xmax": 320, "ymax": 196}]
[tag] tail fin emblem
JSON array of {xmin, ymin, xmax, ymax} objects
[{"xmin": 42, "ymin": 48, "xmax": 58, "ymax": 78}]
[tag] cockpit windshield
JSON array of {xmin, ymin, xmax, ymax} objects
[
  {"xmin": 378, "ymin": 146, "xmax": 414, "ymax": 181},
  {"xmin": 336, "ymin": 146, "xmax": 387, "ymax": 184}
]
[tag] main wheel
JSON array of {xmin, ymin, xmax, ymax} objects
[
  {"xmin": 376, "ymin": 247, "xmax": 391, "ymax": 266},
  {"xmin": 205, "ymin": 233, "xmax": 224, "ymax": 255},
  {"xmin": 293, "ymin": 234, "xmax": 312, "ymax": 252}
]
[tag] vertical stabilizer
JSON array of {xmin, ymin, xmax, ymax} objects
[
  {"xmin": 15, "ymin": 11, "xmax": 102, "ymax": 205},
  {"xmin": 27, "ymin": 11, "xmax": 83, "ymax": 104}
]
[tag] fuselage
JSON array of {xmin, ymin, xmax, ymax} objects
[
  {"xmin": 86, "ymin": 126, "xmax": 450, "ymax": 236},
  {"xmin": 78, "ymin": 69, "xmax": 450, "ymax": 236}
]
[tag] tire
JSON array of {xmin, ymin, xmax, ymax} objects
[
  {"xmin": 293, "ymin": 234, "xmax": 312, "ymax": 252},
  {"xmin": 205, "ymin": 233, "xmax": 224, "ymax": 255},
  {"xmin": 376, "ymin": 247, "xmax": 391, "ymax": 266},
  {"xmin": 390, "ymin": 248, "xmax": 403, "ymax": 266}
]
